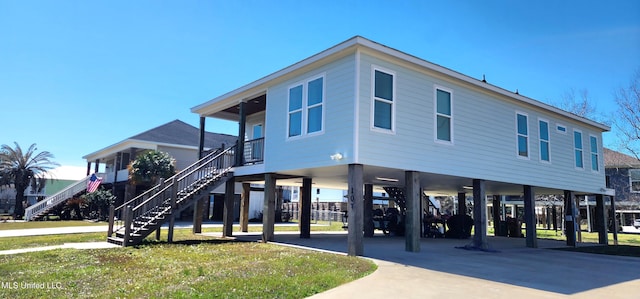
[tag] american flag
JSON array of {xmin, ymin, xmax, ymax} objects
[{"xmin": 87, "ymin": 173, "xmax": 103, "ymax": 193}]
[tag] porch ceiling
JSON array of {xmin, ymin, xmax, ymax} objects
[
  {"xmin": 211, "ymin": 94, "xmax": 266, "ymax": 121},
  {"xmin": 235, "ymin": 165, "xmax": 572, "ymax": 197}
]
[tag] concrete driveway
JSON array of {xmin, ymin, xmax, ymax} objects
[{"xmin": 229, "ymin": 232, "xmax": 640, "ymax": 299}]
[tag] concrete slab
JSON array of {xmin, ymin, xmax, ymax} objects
[{"xmin": 226, "ymin": 232, "xmax": 639, "ymax": 298}]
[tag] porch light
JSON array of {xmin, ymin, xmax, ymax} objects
[{"xmin": 330, "ymin": 153, "xmax": 343, "ymax": 160}]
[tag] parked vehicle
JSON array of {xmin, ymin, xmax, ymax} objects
[{"xmin": 633, "ymin": 219, "xmax": 640, "ymax": 229}]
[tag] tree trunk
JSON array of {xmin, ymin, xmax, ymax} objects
[{"xmin": 14, "ymin": 183, "xmax": 26, "ymax": 219}]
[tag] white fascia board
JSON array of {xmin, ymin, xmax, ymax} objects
[
  {"xmin": 356, "ymin": 38, "xmax": 611, "ymax": 132},
  {"xmin": 192, "ymin": 35, "xmax": 609, "ymax": 132},
  {"xmin": 190, "ymin": 37, "xmax": 361, "ymax": 117},
  {"xmin": 82, "ymin": 140, "xmax": 158, "ymax": 161}
]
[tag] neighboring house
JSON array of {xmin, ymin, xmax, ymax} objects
[
  {"xmin": 604, "ymin": 148, "xmax": 640, "ymax": 225},
  {"xmin": 189, "ymin": 36, "xmax": 612, "ymax": 255},
  {"xmin": 83, "ymin": 119, "xmax": 243, "ymax": 219}
]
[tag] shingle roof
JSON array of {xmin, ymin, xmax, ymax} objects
[
  {"xmin": 129, "ymin": 119, "xmax": 237, "ymax": 150},
  {"xmin": 604, "ymin": 148, "xmax": 640, "ymax": 168}
]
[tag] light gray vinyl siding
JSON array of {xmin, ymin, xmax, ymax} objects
[
  {"xmin": 356, "ymin": 52, "xmax": 605, "ymax": 194},
  {"xmin": 263, "ymin": 55, "xmax": 356, "ymax": 172},
  {"xmin": 157, "ymin": 145, "xmax": 198, "ymax": 171}
]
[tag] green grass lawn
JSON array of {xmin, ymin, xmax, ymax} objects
[
  {"xmin": 0, "ymin": 240, "xmax": 376, "ymax": 298},
  {"xmin": 0, "ymin": 221, "xmax": 345, "ymax": 251}
]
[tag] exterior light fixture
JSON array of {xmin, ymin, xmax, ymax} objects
[{"xmin": 330, "ymin": 153, "xmax": 343, "ymax": 160}]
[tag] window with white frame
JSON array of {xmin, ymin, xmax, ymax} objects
[
  {"xmin": 288, "ymin": 75, "xmax": 324, "ymax": 138},
  {"xmin": 435, "ymin": 87, "xmax": 453, "ymax": 142},
  {"xmin": 539, "ymin": 119, "xmax": 550, "ymax": 162},
  {"xmin": 574, "ymin": 130, "xmax": 584, "ymax": 168},
  {"xmin": 630, "ymin": 169, "xmax": 640, "ymax": 193},
  {"xmin": 590, "ymin": 135, "xmax": 599, "ymax": 171},
  {"xmin": 516, "ymin": 112, "xmax": 529, "ymax": 158},
  {"xmin": 372, "ymin": 68, "xmax": 394, "ymax": 131}
]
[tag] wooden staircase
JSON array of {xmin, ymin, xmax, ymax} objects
[
  {"xmin": 107, "ymin": 146, "xmax": 235, "ymax": 246},
  {"xmin": 24, "ymin": 174, "xmax": 96, "ymax": 221}
]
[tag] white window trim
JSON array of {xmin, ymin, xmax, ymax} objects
[
  {"xmin": 589, "ymin": 134, "xmax": 600, "ymax": 172},
  {"xmin": 286, "ymin": 73, "xmax": 326, "ymax": 140},
  {"xmin": 630, "ymin": 169, "xmax": 640, "ymax": 193},
  {"xmin": 515, "ymin": 111, "xmax": 530, "ymax": 159},
  {"xmin": 573, "ymin": 129, "xmax": 584, "ymax": 170},
  {"xmin": 434, "ymin": 85, "xmax": 454, "ymax": 145},
  {"xmin": 370, "ymin": 65, "xmax": 396, "ymax": 134},
  {"xmin": 538, "ymin": 118, "xmax": 551, "ymax": 163}
]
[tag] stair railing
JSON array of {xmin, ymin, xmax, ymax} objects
[
  {"xmin": 24, "ymin": 174, "xmax": 97, "ymax": 221},
  {"xmin": 108, "ymin": 145, "xmax": 235, "ymax": 240}
]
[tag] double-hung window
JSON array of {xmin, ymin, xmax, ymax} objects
[
  {"xmin": 435, "ymin": 87, "xmax": 453, "ymax": 143},
  {"xmin": 590, "ymin": 135, "xmax": 599, "ymax": 171},
  {"xmin": 630, "ymin": 169, "xmax": 640, "ymax": 193},
  {"xmin": 288, "ymin": 75, "xmax": 324, "ymax": 138},
  {"xmin": 574, "ymin": 130, "xmax": 584, "ymax": 169},
  {"xmin": 539, "ymin": 119, "xmax": 550, "ymax": 162},
  {"xmin": 516, "ymin": 112, "xmax": 529, "ymax": 158},
  {"xmin": 372, "ymin": 67, "xmax": 394, "ymax": 131}
]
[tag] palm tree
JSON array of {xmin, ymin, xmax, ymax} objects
[{"xmin": 0, "ymin": 142, "xmax": 59, "ymax": 219}]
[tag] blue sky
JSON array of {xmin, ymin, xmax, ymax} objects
[{"xmin": 1, "ymin": 0, "xmax": 639, "ymax": 171}]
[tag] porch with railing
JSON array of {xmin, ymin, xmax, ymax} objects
[{"xmin": 242, "ymin": 137, "xmax": 264, "ymax": 165}]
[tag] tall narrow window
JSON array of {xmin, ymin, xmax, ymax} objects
[
  {"xmin": 539, "ymin": 120, "xmax": 550, "ymax": 162},
  {"xmin": 288, "ymin": 85, "xmax": 303, "ymax": 137},
  {"xmin": 373, "ymin": 68, "xmax": 394, "ymax": 131},
  {"xmin": 574, "ymin": 130, "xmax": 583, "ymax": 168},
  {"xmin": 516, "ymin": 113, "xmax": 528, "ymax": 158},
  {"xmin": 590, "ymin": 135, "xmax": 599, "ymax": 171},
  {"xmin": 435, "ymin": 88, "xmax": 452, "ymax": 142},
  {"xmin": 307, "ymin": 77, "xmax": 323, "ymax": 133},
  {"xmin": 287, "ymin": 75, "xmax": 325, "ymax": 138}
]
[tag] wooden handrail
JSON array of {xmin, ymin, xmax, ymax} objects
[
  {"xmin": 24, "ymin": 174, "xmax": 98, "ymax": 221},
  {"xmin": 109, "ymin": 145, "xmax": 235, "ymax": 240}
]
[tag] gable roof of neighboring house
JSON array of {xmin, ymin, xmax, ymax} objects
[
  {"xmin": 191, "ymin": 35, "xmax": 610, "ymax": 132},
  {"xmin": 604, "ymin": 148, "xmax": 640, "ymax": 168},
  {"xmin": 82, "ymin": 120, "xmax": 237, "ymax": 161}
]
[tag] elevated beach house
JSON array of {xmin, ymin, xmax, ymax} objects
[{"xmin": 109, "ymin": 37, "xmax": 613, "ymax": 253}]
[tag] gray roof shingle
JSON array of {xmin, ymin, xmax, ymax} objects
[{"xmin": 130, "ymin": 119, "xmax": 237, "ymax": 150}]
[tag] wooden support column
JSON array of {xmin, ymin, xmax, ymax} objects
[
  {"xmin": 595, "ymin": 194, "xmax": 607, "ymax": 245},
  {"xmin": 198, "ymin": 116, "xmax": 206, "ymax": 159},
  {"xmin": 405, "ymin": 171, "xmax": 421, "ymax": 252},
  {"xmin": 240, "ymin": 183, "xmax": 251, "ymax": 232},
  {"xmin": 347, "ymin": 164, "xmax": 364, "ymax": 256},
  {"xmin": 94, "ymin": 159, "xmax": 99, "ymax": 174},
  {"xmin": 192, "ymin": 197, "xmax": 206, "ymax": 234},
  {"xmin": 523, "ymin": 185, "xmax": 537, "ymax": 248},
  {"xmin": 457, "ymin": 192, "xmax": 466, "ymax": 215},
  {"xmin": 364, "ymin": 184, "xmax": 374, "ymax": 237},
  {"xmin": 564, "ymin": 190, "xmax": 577, "ymax": 247},
  {"xmin": 472, "ymin": 179, "xmax": 488, "ymax": 250},
  {"xmin": 223, "ymin": 177, "xmax": 235, "ymax": 237},
  {"xmin": 300, "ymin": 178, "xmax": 312, "ymax": 239},
  {"xmin": 610, "ymin": 196, "xmax": 619, "ymax": 245},
  {"xmin": 168, "ymin": 177, "xmax": 177, "ymax": 243},
  {"xmin": 235, "ymin": 102, "xmax": 246, "ymax": 166},
  {"xmin": 262, "ymin": 173, "xmax": 276, "ymax": 242},
  {"xmin": 86, "ymin": 162, "xmax": 91, "ymax": 176},
  {"xmin": 492, "ymin": 195, "xmax": 501, "ymax": 236}
]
